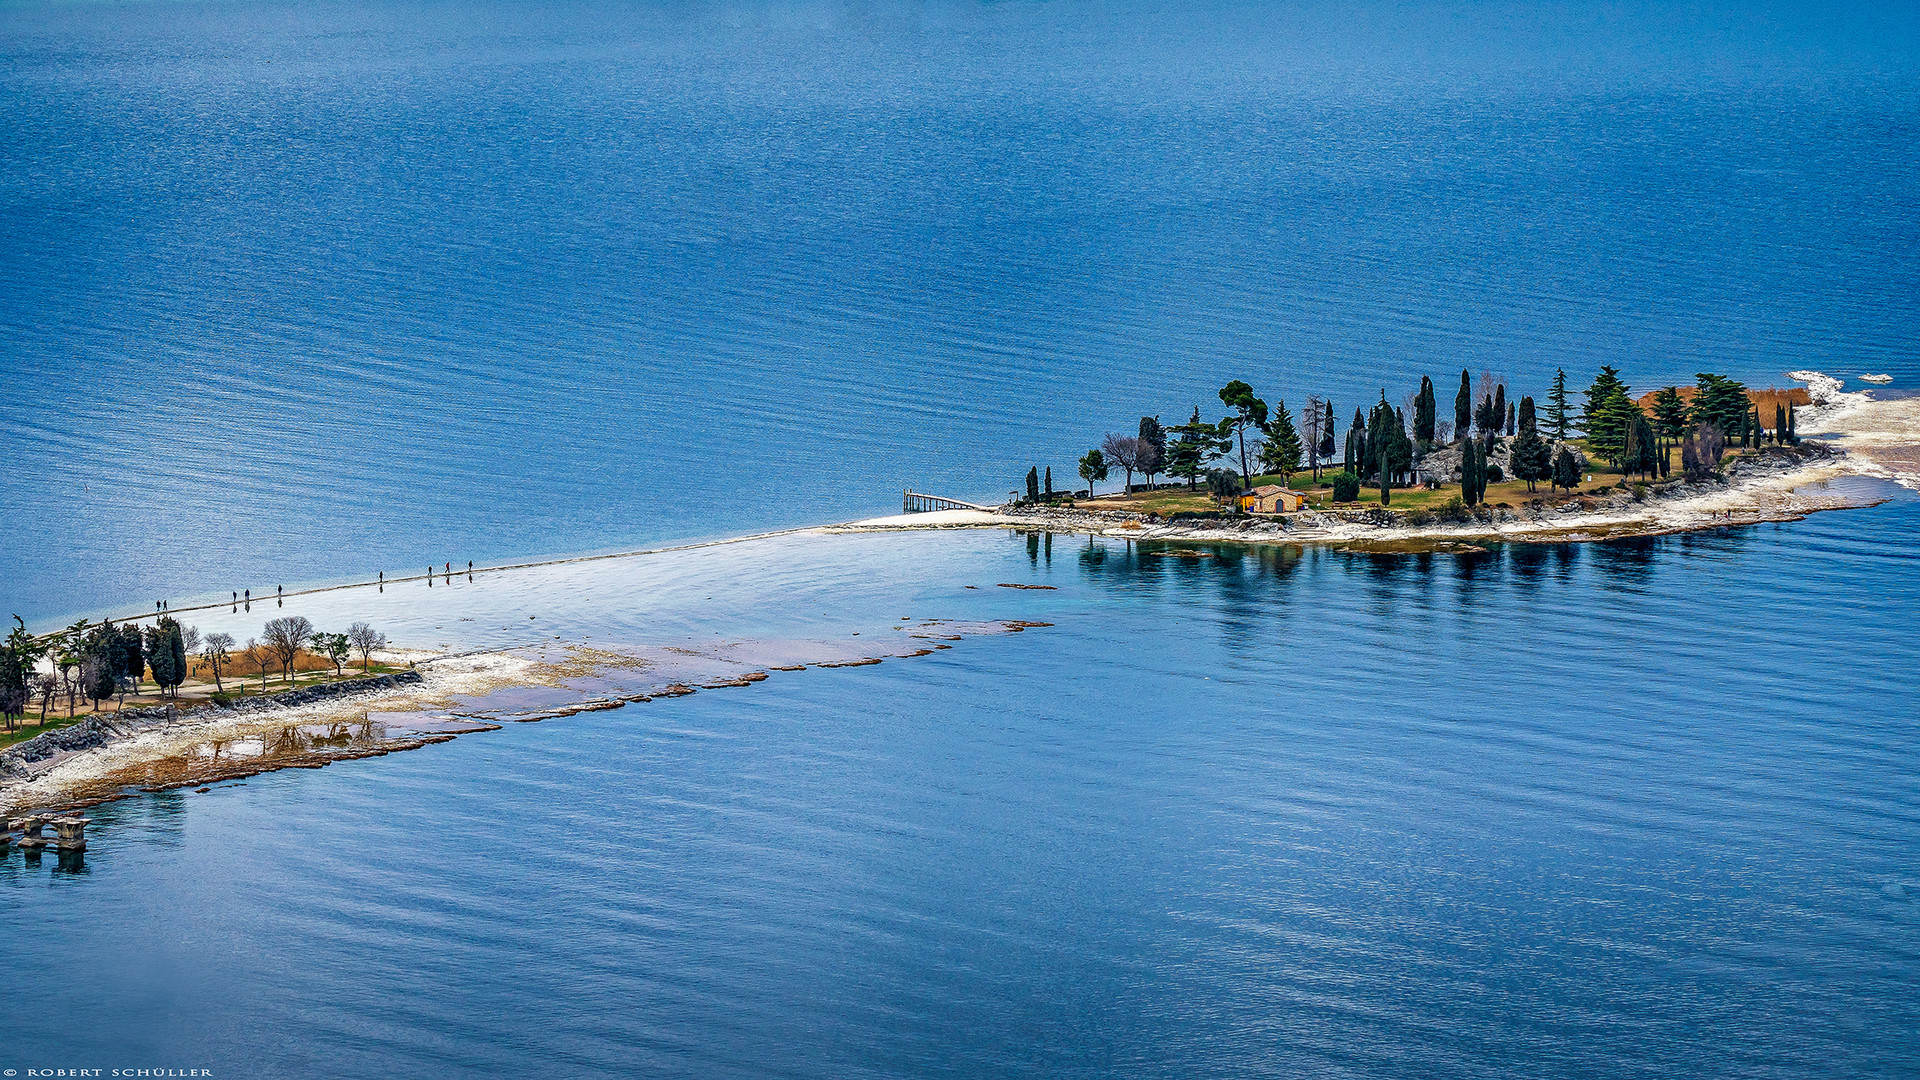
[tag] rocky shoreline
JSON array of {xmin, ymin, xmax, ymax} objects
[
  {"xmin": 992, "ymin": 442, "xmax": 1869, "ymax": 550},
  {"xmin": 0, "ymin": 670, "xmax": 425, "ymax": 785}
]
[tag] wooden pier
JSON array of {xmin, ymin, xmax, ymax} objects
[{"xmin": 902, "ymin": 490, "xmax": 995, "ymax": 513}]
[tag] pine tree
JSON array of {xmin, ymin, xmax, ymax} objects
[
  {"xmin": 1259, "ymin": 400, "xmax": 1303, "ymax": 480},
  {"xmin": 1689, "ymin": 373, "xmax": 1749, "ymax": 436},
  {"xmin": 1167, "ymin": 407, "xmax": 1230, "ymax": 488},
  {"xmin": 1078, "ymin": 449, "xmax": 1108, "ymax": 497},
  {"xmin": 1546, "ymin": 368, "xmax": 1572, "ymax": 440},
  {"xmin": 1650, "ymin": 387, "xmax": 1691, "ymax": 442},
  {"xmin": 1454, "ymin": 370, "xmax": 1472, "ymax": 445},
  {"xmin": 1581, "ymin": 366, "xmax": 1634, "ymax": 466}
]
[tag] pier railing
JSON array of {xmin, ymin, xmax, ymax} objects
[{"xmin": 902, "ymin": 491, "xmax": 995, "ymax": 513}]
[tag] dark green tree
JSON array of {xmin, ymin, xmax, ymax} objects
[
  {"xmin": 1167, "ymin": 407, "xmax": 1229, "ymax": 489},
  {"xmin": 1581, "ymin": 366, "xmax": 1635, "ymax": 466},
  {"xmin": 1258, "ymin": 400, "xmax": 1303, "ymax": 481},
  {"xmin": 1413, "ymin": 376, "xmax": 1437, "ymax": 449},
  {"xmin": 1044, "ymin": 467, "xmax": 1054, "ymax": 499},
  {"xmin": 1454, "ymin": 369, "xmax": 1472, "ymax": 444},
  {"xmin": 1511, "ymin": 425, "xmax": 1550, "ymax": 493},
  {"xmin": 145, "ymin": 617, "xmax": 187, "ymax": 701},
  {"xmin": 1459, "ymin": 438, "xmax": 1475, "ymax": 506},
  {"xmin": 1552, "ymin": 446, "xmax": 1582, "ymax": 493},
  {"xmin": 1518, "ymin": 395, "xmax": 1537, "ymax": 436},
  {"xmin": 1330, "ymin": 471, "xmax": 1360, "ymax": 502},
  {"xmin": 1025, "ymin": 467, "xmax": 1039, "ymax": 503},
  {"xmin": 1218, "ymin": 380, "xmax": 1268, "ymax": 490},
  {"xmin": 1205, "ymin": 467, "xmax": 1241, "ymax": 508},
  {"xmin": 1689, "ymin": 373, "xmax": 1749, "ymax": 437},
  {"xmin": 1138, "ymin": 416, "xmax": 1166, "ymax": 486},
  {"xmin": 1624, "ymin": 415, "xmax": 1659, "ymax": 479},
  {"xmin": 1346, "ymin": 407, "xmax": 1368, "ymax": 479},
  {"xmin": 116, "ymin": 621, "xmax": 143, "ymax": 701},
  {"xmin": 1506, "ymin": 401, "xmax": 1516, "ymax": 437},
  {"xmin": 1319, "ymin": 399, "xmax": 1337, "ymax": 464},
  {"xmin": 0, "ymin": 615, "xmax": 44, "ymax": 730},
  {"xmin": 1546, "ymin": 368, "xmax": 1572, "ymax": 440},
  {"xmin": 1377, "ymin": 445, "xmax": 1392, "ymax": 506},
  {"xmin": 1078, "ymin": 449, "xmax": 1108, "ymax": 497},
  {"xmin": 1774, "ymin": 404, "xmax": 1787, "ymax": 445},
  {"xmin": 1493, "ymin": 384, "xmax": 1507, "ymax": 435}
]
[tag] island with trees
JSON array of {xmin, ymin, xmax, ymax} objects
[{"xmin": 986, "ymin": 366, "xmax": 1859, "ymax": 545}]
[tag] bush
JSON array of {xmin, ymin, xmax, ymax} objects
[
  {"xmin": 1330, "ymin": 471, "xmax": 1361, "ymax": 502},
  {"xmin": 1485, "ymin": 464, "xmax": 1505, "ymax": 482},
  {"xmin": 1405, "ymin": 508, "xmax": 1438, "ymax": 526},
  {"xmin": 1438, "ymin": 495, "xmax": 1469, "ymax": 522},
  {"xmin": 1169, "ymin": 510, "xmax": 1231, "ymax": 522},
  {"xmin": 210, "ymin": 691, "xmax": 235, "ymax": 706}
]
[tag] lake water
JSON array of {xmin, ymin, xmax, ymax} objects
[
  {"xmin": 5, "ymin": 503, "xmax": 1920, "ymax": 1078},
  {"xmin": 3, "ymin": 1, "xmax": 1918, "ymax": 1076},
  {"xmin": 3, "ymin": 0, "xmax": 1919, "ymax": 623}
]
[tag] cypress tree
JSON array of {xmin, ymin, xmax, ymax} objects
[
  {"xmin": 1343, "ymin": 429, "xmax": 1358, "ymax": 477},
  {"xmin": 1319, "ymin": 400, "xmax": 1337, "ymax": 465},
  {"xmin": 1787, "ymin": 403, "xmax": 1797, "ymax": 444},
  {"xmin": 1518, "ymin": 395, "xmax": 1537, "ymax": 436},
  {"xmin": 1377, "ymin": 446, "xmax": 1391, "ymax": 506},
  {"xmin": 1044, "ymin": 467, "xmax": 1053, "ymax": 499},
  {"xmin": 1414, "ymin": 376, "xmax": 1436, "ymax": 448},
  {"xmin": 1506, "ymin": 401, "xmax": 1516, "ymax": 437},
  {"xmin": 1493, "ymin": 384, "xmax": 1506, "ymax": 435},
  {"xmin": 1454, "ymin": 370, "xmax": 1472, "ymax": 445},
  {"xmin": 1025, "ymin": 467, "xmax": 1039, "ymax": 503},
  {"xmin": 1350, "ymin": 408, "xmax": 1369, "ymax": 480},
  {"xmin": 1775, "ymin": 404, "xmax": 1787, "ymax": 445}
]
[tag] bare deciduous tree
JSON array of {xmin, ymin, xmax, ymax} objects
[
  {"xmin": 245, "ymin": 638, "xmax": 274, "ymax": 691},
  {"xmin": 347, "ymin": 622, "xmax": 388, "ymax": 672},
  {"xmin": 261, "ymin": 616, "xmax": 314, "ymax": 684},
  {"xmin": 201, "ymin": 632, "xmax": 235, "ymax": 693},
  {"xmin": 1101, "ymin": 434, "xmax": 1145, "ymax": 494}
]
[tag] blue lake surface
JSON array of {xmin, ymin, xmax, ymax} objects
[
  {"xmin": 4, "ymin": 504, "xmax": 1920, "ymax": 1078},
  {"xmin": 3, "ymin": 0, "xmax": 1919, "ymax": 622},
  {"xmin": 3, "ymin": 2, "xmax": 1919, "ymax": 1076}
]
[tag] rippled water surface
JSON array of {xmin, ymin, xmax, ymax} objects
[
  {"xmin": 5, "ymin": 2, "xmax": 1919, "ymax": 1076},
  {"xmin": 5, "ymin": 500, "xmax": 1919, "ymax": 1078},
  {"xmin": 4, "ymin": 0, "xmax": 1920, "ymax": 621}
]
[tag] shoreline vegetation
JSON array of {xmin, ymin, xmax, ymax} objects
[
  {"xmin": 845, "ymin": 367, "xmax": 1912, "ymax": 549},
  {"xmin": 4, "ymin": 369, "xmax": 1910, "ymax": 826}
]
